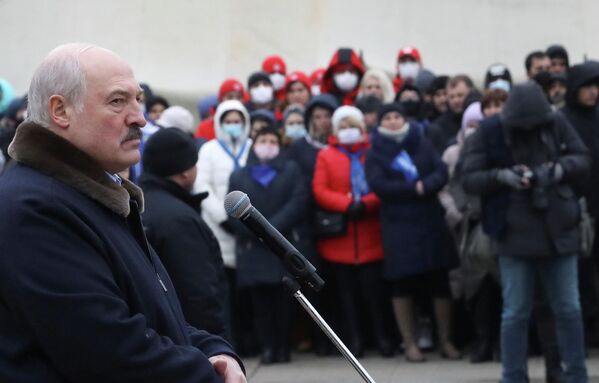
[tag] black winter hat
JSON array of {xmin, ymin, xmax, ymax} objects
[
  {"xmin": 377, "ymin": 102, "xmax": 406, "ymax": 124},
  {"xmin": 247, "ymin": 71, "xmax": 272, "ymax": 88},
  {"xmin": 546, "ymin": 45, "xmax": 570, "ymax": 68},
  {"xmin": 427, "ymin": 75, "xmax": 449, "ymax": 95},
  {"xmin": 142, "ymin": 128, "xmax": 198, "ymax": 177}
]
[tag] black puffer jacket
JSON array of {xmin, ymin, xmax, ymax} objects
[
  {"xmin": 561, "ymin": 62, "xmax": 599, "ymax": 218},
  {"xmin": 462, "ymin": 82, "xmax": 590, "ymax": 257}
]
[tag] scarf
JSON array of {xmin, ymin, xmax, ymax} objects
[
  {"xmin": 217, "ymin": 139, "xmax": 248, "ymax": 170},
  {"xmin": 250, "ymin": 164, "xmax": 278, "ymax": 187},
  {"xmin": 337, "ymin": 147, "xmax": 369, "ymax": 199}
]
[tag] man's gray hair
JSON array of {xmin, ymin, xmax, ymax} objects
[{"xmin": 27, "ymin": 43, "xmax": 95, "ymax": 127}]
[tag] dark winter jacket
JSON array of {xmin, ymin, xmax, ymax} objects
[
  {"xmin": 0, "ymin": 122, "xmax": 241, "ymax": 383},
  {"xmin": 140, "ymin": 173, "xmax": 229, "ymax": 339},
  {"xmin": 426, "ymin": 110, "xmax": 463, "ymax": 154},
  {"xmin": 284, "ymin": 136, "xmax": 321, "ymax": 264},
  {"xmin": 228, "ymin": 153, "xmax": 307, "ymax": 287},
  {"xmin": 562, "ymin": 62, "xmax": 599, "ymax": 218},
  {"xmin": 365, "ymin": 127, "xmax": 458, "ymax": 280},
  {"xmin": 462, "ymin": 82, "xmax": 590, "ymax": 258}
]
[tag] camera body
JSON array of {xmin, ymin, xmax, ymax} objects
[{"xmin": 516, "ymin": 166, "xmax": 553, "ymax": 210}]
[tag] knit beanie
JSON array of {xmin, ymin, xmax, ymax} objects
[{"xmin": 142, "ymin": 128, "xmax": 198, "ymax": 177}]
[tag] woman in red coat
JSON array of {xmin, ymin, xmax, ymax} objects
[{"xmin": 312, "ymin": 106, "xmax": 392, "ymax": 357}]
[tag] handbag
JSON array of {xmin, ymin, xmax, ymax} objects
[
  {"xmin": 313, "ymin": 209, "xmax": 347, "ymax": 239},
  {"xmin": 459, "ymin": 214, "xmax": 497, "ymax": 279},
  {"xmin": 579, "ymin": 197, "xmax": 595, "ymax": 258}
]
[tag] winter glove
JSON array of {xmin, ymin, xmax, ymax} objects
[
  {"xmin": 496, "ymin": 168, "xmax": 527, "ymax": 190},
  {"xmin": 346, "ymin": 200, "xmax": 366, "ymax": 220}
]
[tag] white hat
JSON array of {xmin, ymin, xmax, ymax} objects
[
  {"xmin": 155, "ymin": 106, "xmax": 195, "ymax": 135},
  {"xmin": 331, "ymin": 105, "xmax": 364, "ymax": 133}
]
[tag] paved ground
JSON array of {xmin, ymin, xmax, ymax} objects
[{"xmin": 243, "ymin": 351, "xmax": 599, "ymax": 382}]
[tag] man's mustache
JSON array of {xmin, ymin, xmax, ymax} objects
[{"xmin": 122, "ymin": 126, "xmax": 142, "ymax": 143}]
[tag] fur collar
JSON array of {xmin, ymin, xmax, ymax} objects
[{"xmin": 8, "ymin": 122, "xmax": 144, "ymax": 217}]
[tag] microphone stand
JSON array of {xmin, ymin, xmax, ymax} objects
[{"xmin": 282, "ymin": 277, "xmax": 376, "ymax": 383}]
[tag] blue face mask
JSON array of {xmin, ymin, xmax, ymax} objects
[
  {"xmin": 488, "ymin": 79, "xmax": 511, "ymax": 93},
  {"xmin": 222, "ymin": 123, "xmax": 243, "ymax": 138},
  {"xmin": 285, "ymin": 123, "xmax": 307, "ymax": 140}
]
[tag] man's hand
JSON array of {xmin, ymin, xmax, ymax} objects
[
  {"xmin": 209, "ymin": 355, "xmax": 246, "ymax": 383},
  {"xmin": 415, "ymin": 180, "xmax": 425, "ymax": 195},
  {"xmin": 496, "ymin": 167, "xmax": 530, "ymax": 190}
]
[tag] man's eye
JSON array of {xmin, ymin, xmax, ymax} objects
[{"xmin": 111, "ymin": 98, "xmax": 124, "ymax": 106}]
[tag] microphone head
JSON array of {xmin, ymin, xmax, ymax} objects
[{"xmin": 224, "ymin": 191, "xmax": 251, "ymax": 219}]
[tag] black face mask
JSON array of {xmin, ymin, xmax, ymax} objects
[{"xmin": 400, "ymin": 100, "xmax": 421, "ymax": 118}]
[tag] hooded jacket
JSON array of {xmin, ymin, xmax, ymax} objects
[
  {"xmin": 321, "ymin": 48, "xmax": 366, "ymax": 106},
  {"xmin": 0, "ymin": 122, "xmax": 240, "ymax": 382},
  {"xmin": 562, "ymin": 62, "xmax": 599, "ymax": 218},
  {"xmin": 462, "ymin": 82, "xmax": 590, "ymax": 257},
  {"xmin": 193, "ymin": 100, "xmax": 252, "ymax": 268}
]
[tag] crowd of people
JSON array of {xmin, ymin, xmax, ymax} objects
[{"xmin": 1, "ymin": 43, "xmax": 598, "ymax": 383}]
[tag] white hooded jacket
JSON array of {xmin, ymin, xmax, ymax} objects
[{"xmin": 193, "ymin": 100, "xmax": 252, "ymax": 268}]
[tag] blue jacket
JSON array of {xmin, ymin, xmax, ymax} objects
[
  {"xmin": 365, "ymin": 127, "xmax": 458, "ymax": 280},
  {"xmin": 0, "ymin": 123, "xmax": 241, "ymax": 383}
]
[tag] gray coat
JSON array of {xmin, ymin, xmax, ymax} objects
[{"xmin": 462, "ymin": 82, "xmax": 590, "ymax": 258}]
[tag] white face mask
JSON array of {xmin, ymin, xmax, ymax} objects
[
  {"xmin": 337, "ymin": 127, "xmax": 363, "ymax": 144},
  {"xmin": 488, "ymin": 79, "xmax": 511, "ymax": 93},
  {"xmin": 334, "ymin": 71, "xmax": 359, "ymax": 92},
  {"xmin": 269, "ymin": 73, "xmax": 286, "ymax": 91},
  {"xmin": 398, "ymin": 62, "xmax": 420, "ymax": 80},
  {"xmin": 254, "ymin": 143, "xmax": 280, "ymax": 160},
  {"xmin": 311, "ymin": 85, "xmax": 321, "ymax": 96},
  {"xmin": 250, "ymin": 85, "xmax": 274, "ymax": 104},
  {"xmin": 285, "ymin": 123, "xmax": 307, "ymax": 139}
]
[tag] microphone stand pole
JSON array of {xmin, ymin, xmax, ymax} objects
[{"xmin": 283, "ymin": 277, "xmax": 376, "ymax": 383}]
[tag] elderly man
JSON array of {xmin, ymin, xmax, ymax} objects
[{"xmin": 0, "ymin": 43, "xmax": 245, "ymax": 383}]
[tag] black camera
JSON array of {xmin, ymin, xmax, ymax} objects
[{"xmin": 517, "ymin": 166, "xmax": 551, "ymax": 210}]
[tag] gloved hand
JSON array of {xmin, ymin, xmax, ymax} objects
[
  {"xmin": 346, "ymin": 200, "xmax": 366, "ymax": 220},
  {"xmin": 496, "ymin": 168, "xmax": 528, "ymax": 190}
]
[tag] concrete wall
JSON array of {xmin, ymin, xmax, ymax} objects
[{"xmin": 1, "ymin": 0, "xmax": 598, "ymax": 102}]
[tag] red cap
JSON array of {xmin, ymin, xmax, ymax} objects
[
  {"xmin": 218, "ymin": 78, "xmax": 244, "ymax": 102},
  {"xmin": 309, "ymin": 68, "xmax": 326, "ymax": 84},
  {"xmin": 397, "ymin": 46, "xmax": 422, "ymax": 62},
  {"xmin": 262, "ymin": 55, "xmax": 287, "ymax": 74},
  {"xmin": 285, "ymin": 70, "xmax": 311, "ymax": 91}
]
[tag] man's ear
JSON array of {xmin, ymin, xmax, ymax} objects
[{"xmin": 48, "ymin": 95, "xmax": 70, "ymax": 129}]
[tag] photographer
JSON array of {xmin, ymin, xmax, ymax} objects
[{"xmin": 461, "ymin": 82, "xmax": 590, "ymax": 383}]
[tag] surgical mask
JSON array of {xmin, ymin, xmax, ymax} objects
[
  {"xmin": 337, "ymin": 127, "xmax": 363, "ymax": 144},
  {"xmin": 250, "ymin": 85, "xmax": 274, "ymax": 104},
  {"xmin": 222, "ymin": 123, "xmax": 243, "ymax": 138},
  {"xmin": 269, "ymin": 73, "xmax": 286, "ymax": 91},
  {"xmin": 254, "ymin": 143, "xmax": 280, "ymax": 160},
  {"xmin": 400, "ymin": 100, "xmax": 421, "ymax": 117},
  {"xmin": 285, "ymin": 123, "xmax": 307, "ymax": 139},
  {"xmin": 334, "ymin": 72, "xmax": 359, "ymax": 92},
  {"xmin": 311, "ymin": 85, "xmax": 321, "ymax": 96},
  {"xmin": 488, "ymin": 79, "xmax": 511, "ymax": 93},
  {"xmin": 398, "ymin": 62, "xmax": 420, "ymax": 80}
]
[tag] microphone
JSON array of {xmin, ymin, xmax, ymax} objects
[{"xmin": 224, "ymin": 190, "xmax": 324, "ymax": 292}]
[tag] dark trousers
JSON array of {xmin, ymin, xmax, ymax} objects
[
  {"xmin": 251, "ymin": 283, "xmax": 292, "ymax": 353},
  {"xmin": 330, "ymin": 261, "xmax": 388, "ymax": 347}
]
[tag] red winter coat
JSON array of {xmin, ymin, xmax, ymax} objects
[
  {"xmin": 195, "ymin": 118, "xmax": 215, "ymax": 140},
  {"xmin": 312, "ymin": 137, "xmax": 383, "ymax": 265}
]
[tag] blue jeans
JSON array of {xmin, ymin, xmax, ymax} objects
[{"xmin": 499, "ymin": 255, "xmax": 587, "ymax": 383}]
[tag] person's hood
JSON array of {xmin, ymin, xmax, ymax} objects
[
  {"xmin": 321, "ymin": 48, "xmax": 366, "ymax": 96},
  {"xmin": 213, "ymin": 99, "xmax": 251, "ymax": 145},
  {"xmin": 305, "ymin": 93, "xmax": 339, "ymax": 139},
  {"xmin": 565, "ymin": 61, "xmax": 599, "ymax": 108},
  {"xmin": 500, "ymin": 81, "xmax": 553, "ymax": 130}
]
